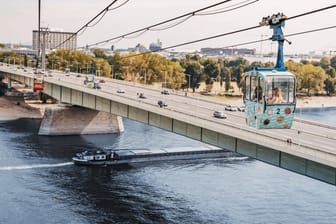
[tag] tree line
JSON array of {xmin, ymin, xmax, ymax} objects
[{"xmin": 1, "ymin": 49, "xmax": 335, "ymax": 96}]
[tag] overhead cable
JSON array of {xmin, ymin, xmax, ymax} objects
[
  {"xmin": 119, "ymin": 4, "xmax": 336, "ymax": 59},
  {"xmin": 53, "ymin": 0, "xmax": 127, "ymax": 49},
  {"xmin": 200, "ymin": 25, "xmax": 336, "ymax": 55},
  {"xmin": 287, "ymin": 4, "xmax": 336, "ymax": 20},
  {"xmin": 196, "ymin": 0, "xmax": 259, "ymax": 16},
  {"xmin": 82, "ymin": 0, "xmax": 262, "ymax": 48}
]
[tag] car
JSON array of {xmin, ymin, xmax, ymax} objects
[
  {"xmin": 99, "ymin": 79, "xmax": 105, "ymax": 83},
  {"xmin": 225, "ymin": 105, "xmax": 238, "ymax": 112},
  {"xmin": 161, "ymin": 90, "xmax": 169, "ymax": 95},
  {"xmin": 139, "ymin": 93, "xmax": 146, "ymax": 99},
  {"xmin": 76, "ymin": 74, "xmax": 81, "ymax": 77},
  {"xmin": 117, "ymin": 88, "xmax": 125, "ymax": 93},
  {"xmin": 93, "ymin": 81, "xmax": 101, "ymax": 89},
  {"xmin": 238, "ymin": 106, "xmax": 245, "ymax": 112},
  {"xmin": 158, "ymin": 100, "xmax": 168, "ymax": 108},
  {"xmin": 213, "ymin": 111, "xmax": 227, "ymax": 119}
]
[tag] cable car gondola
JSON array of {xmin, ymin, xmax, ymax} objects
[{"xmin": 243, "ymin": 13, "xmax": 296, "ymax": 129}]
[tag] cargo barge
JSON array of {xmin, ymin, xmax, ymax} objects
[{"xmin": 72, "ymin": 146, "xmax": 231, "ymax": 166}]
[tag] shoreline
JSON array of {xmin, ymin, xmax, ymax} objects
[{"xmin": 0, "ymin": 96, "xmax": 46, "ymax": 121}]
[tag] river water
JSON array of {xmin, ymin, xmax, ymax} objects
[{"xmin": 0, "ymin": 111, "xmax": 336, "ymax": 224}]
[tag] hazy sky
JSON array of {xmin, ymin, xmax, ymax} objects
[{"xmin": 1, "ymin": 0, "xmax": 335, "ymax": 54}]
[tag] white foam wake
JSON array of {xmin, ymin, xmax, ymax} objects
[{"xmin": 0, "ymin": 162, "xmax": 73, "ymax": 171}]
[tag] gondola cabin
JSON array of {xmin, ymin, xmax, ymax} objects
[
  {"xmin": 243, "ymin": 13, "xmax": 297, "ymax": 129},
  {"xmin": 243, "ymin": 68, "xmax": 296, "ymax": 129}
]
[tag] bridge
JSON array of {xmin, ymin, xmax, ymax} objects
[{"xmin": 1, "ymin": 65, "xmax": 336, "ymax": 185}]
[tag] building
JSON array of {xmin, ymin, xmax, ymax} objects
[
  {"xmin": 32, "ymin": 30, "xmax": 77, "ymax": 51},
  {"xmin": 200, "ymin": 47, "xmax": 256, "ymax": 56},
  {"xmin": 149, "ymin": 39, "xmax": 162, "ymax": 52}
]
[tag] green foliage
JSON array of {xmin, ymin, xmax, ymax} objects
[
  {"xmin": 205, "ymin": 77, "xmax": 214, "ymax": 92},
  {"xmin": 224, "ymin": 67, "xmax": 231, "ymax": 92},
  {"xmin": 92, "ymin": 48, "xmax": 107, "ymax": 59},
  {"xmin": 330, "ymin": 56, "xmax": 336, "ymax": 69},
  {"xmin": 324, "ymin": 78, "xmax": 335, "ymax": 95},
  {"xmin": 46, "ymin": 50, "xmax": 111, "ymax": 76},
  {"xmin": 2, "ymin": 48, "xmax": 335, "ymax": 95},
  {"xmin": 180, "ymin": 59, "xmax": 203, "ymax": 92},
  {"xmin": 113, "ymin": 53, "xmax": 185, "ymax": 89},
  {"xmin": 202, "ymin": 58, "xmax": 219, "ymax": 79},
  {"xmin": 300, "ymin": 63, "xmax": 327, "ymax": 95},
  {"xmin": 286, "ymin": 59, "xmax": 332, "ymax": 95},
  {"xmin": 227, "ymin": 57, "xmax": 250, "ymax": 88}
]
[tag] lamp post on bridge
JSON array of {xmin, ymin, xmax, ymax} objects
[
  {"xmin": 185, "ymin": 74, "xmax": 191, "ymax": 92},
  {"xmin": 110, "ymin": 64, "xmax": 114, "ymax": 79},
  {"xmin": 142, "ymin": 68, "xmax": 147, "ymax": 85}
]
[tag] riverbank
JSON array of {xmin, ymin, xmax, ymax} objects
[{"xmin": 0, "ymin": 96, "xmax": 46, "ymax": 121}]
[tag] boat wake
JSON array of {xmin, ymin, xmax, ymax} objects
[
  {"xmin": 226, "ymin": 156, "xmax": 250, "ymax": 161},
  {"xmin": 0, "ymin": 162, "xmax": 73, "ymax": 171}
]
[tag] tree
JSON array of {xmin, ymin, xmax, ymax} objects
[
  {"xmin": 324, "ymin": 78, "xmax": 335, "ymax": 95},
  {"xmin": 181, "ymin": 60, "xmax": 203, "ymax": 92},
  {"xmin": 92, "ymin": 48, "xmax": 107, "ymax": 59},
  {"xmin": 320, "ymin": 57, "xmax": 330, "ymax": 70},
  {"xmin": 205, "ymin": 77, "xmax": 214, "ymax": 93},
  {"xmin": 227, "ymin": 57, "xmax": 250, "ymax": 88},
  {"xmin": 301, "ymin": 64, "xmax": 327, "ymax": 95},
  {"xmin": 330, "ymin": 56, "xmax": 336, "ymax": 69},
  {"xmin": 286, "ymin": 60, "xmax": 303, "ymax": 90},
  {"xmin": 202, "ymin": 58, "xmax": 219, "ymax": 80},
  {"xmin": 224, "ymin": 67, "xmax": 231, "ymax": 92}
]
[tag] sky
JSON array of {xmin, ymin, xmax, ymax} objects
[{"xmin": 0, "ymin": 0, "xmax": 335, "ymax": 54}]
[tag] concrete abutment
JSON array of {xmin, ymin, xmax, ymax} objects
[{"xmin": 38, "ymin": 104, "xmax": 124, "ymax": 135}]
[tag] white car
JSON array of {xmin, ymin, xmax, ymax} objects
[
  {"xmin": 213, "ymin": 111, "xmax": 227, "ymax": 119},
  {"xmin": 238, "ymin": 106, "xmax": 245, "ymax": 112},
  {"xmin": 117, "ymin": 89, "xmax": 125, "ymax": 93}
]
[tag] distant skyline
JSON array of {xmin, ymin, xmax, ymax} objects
[{"xmin": 0, "ymin": 0, "xmax": 335, "ymax": 54}]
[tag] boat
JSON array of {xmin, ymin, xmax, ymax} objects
[{"xmin": 72, "ymin": 146, "xmax": 232, "ymax": 166}]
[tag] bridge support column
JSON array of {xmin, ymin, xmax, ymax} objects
[
  {"xmin": 7, "ymin": 76, "xmax": 12, "ymax": 89},
  {"xmin": 38, "ymin": 104, "xmax": 124, "ymax": 135}
]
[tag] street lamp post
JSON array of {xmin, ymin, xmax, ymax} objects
[
  {"xmin": 164, "ymin": 71, "xmax": 167, "ymax": 88},
  {"xmin": 111, "ymin": 65, "xmax": 114, "ymax": 79},
  {"xmin": 142, "ymin": 68, "xmax": 146, "ymax": 85},
  {"xmin": 185, "ymin": 74, "xmax": 191, "ymax": 92}
]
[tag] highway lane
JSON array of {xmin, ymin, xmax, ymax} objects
[
  {"xmin": 51, "ymin": 71, "xmax": 336, "ymax": 154},
  {"xmin": 3, "ymin": 67, "xmax": 336, "ymax": 155}
]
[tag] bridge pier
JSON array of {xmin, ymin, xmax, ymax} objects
[{"xmin": 38, "ymin": 104, "xmax": 124, "ymax": 135}]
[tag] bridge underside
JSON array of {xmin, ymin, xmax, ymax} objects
[{"xmin": 39, "ymin": 105, "xmax": 124, "ymax": 135}]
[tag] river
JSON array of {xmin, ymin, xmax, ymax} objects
[{"xmin": 0, "ymin": 111, "xmax": 335, "ymax": 224}]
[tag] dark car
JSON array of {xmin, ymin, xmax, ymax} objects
[
  {"xmin": 161, "ymin": 90, "xmax": 169, "ymax": 95},
  {"xmin": 225, "ymin": 105, "xmax": 238, "ymax": 112},
  {"xmin": 139, "ymin": 93, "xmax": 146, "ymax": 99},
  {"xmin": 158, "ymin": 100, "xmax": 168, "ymax": 108},
  {"xmin": 117, "ymin": 88, "xmax": 125, "ymax": 93}
]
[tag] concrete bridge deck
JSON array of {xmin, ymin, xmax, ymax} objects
[{"xmin": 1, "ymin": 66, "xmax": 336, "ymax": 185}]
